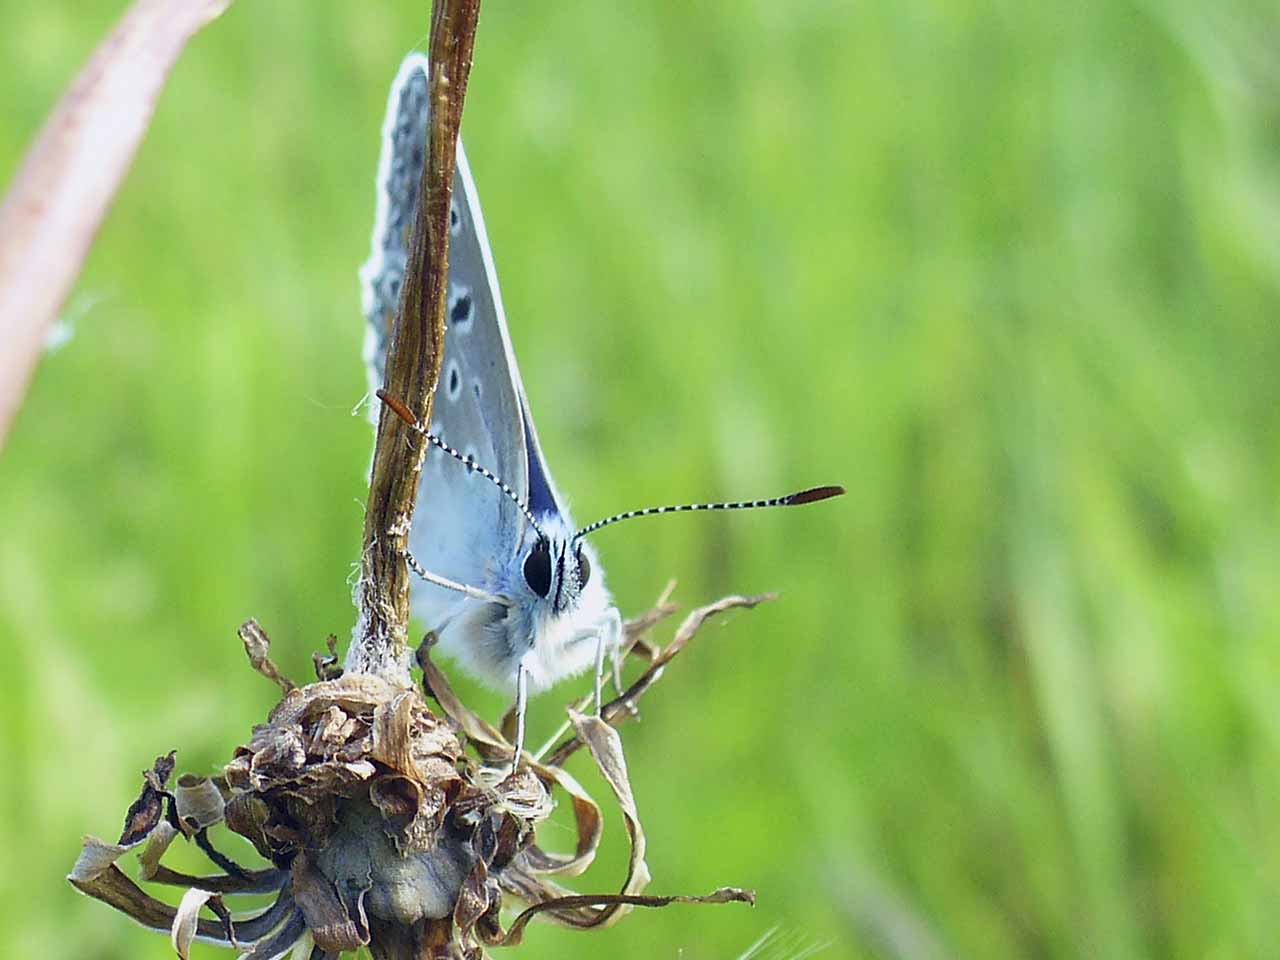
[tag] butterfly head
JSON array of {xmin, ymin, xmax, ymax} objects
[
  {"xmin": 485, "ymin": 515, "xmax": 612, "ymax": 696},
  {"xmin": 376, "ymin": 388, "xmax": 843, "ymax": 622},
  {"xmin": 520, "ymin": 519, "xmax": 596, "ymax": 616}
]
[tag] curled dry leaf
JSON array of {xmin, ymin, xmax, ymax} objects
[
  {"xmin": 545, "ymin": 593, "xmax": 775, "ymax": 767},
  {"xmin": 29, "ymin": 0, "xmax": 769, "ymax": 953},
  {"xmin": 239, "ymin": 619, "xmax": 297, "ymax": 694},
  {"xmin": 172, "ymin": 888, "xmax": 220, "ymax": 960},
  {"xmin": 291, "ymin": 849, "xmax": 370, "ymax": 953},
  {"xmin": 119, "ymin": 750, "xmax": 175, "ymax": 844},
  {"xmin": 175, "ymin": 774, "xmax": 226, "ymax": 833},
  {"xmin": 73, "ymin": 596, "xmax": 763, "ymax": 956},
  {"xmin": 136, "ymin": 820, "xmax": 179, "ymax": 880},
  {"xmin": 515, "ymin": 763, "xmax": 601, "ymax": 879},
  {"xmin": 314, "ymin": 635, "xmax": 343, "ymax": 681},
  {"xmin": 619, "ymin": 578, "xmax": 680, "ymax": 662},
  {"xmin": 416, "ymin": 634, "xmax": 509, "ymax": 761},
  {"xmin": 419, "ymin": 591, "xmax": 763, "ymax": 948}
]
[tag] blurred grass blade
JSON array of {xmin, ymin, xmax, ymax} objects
[{"xmin": 0, "ymin": 0, "xmax": 232, "ymax": 448}]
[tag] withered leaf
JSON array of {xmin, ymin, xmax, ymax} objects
[
  {"xmin": 453, "ymin": 848, "xmax": 494, "ymax": 944},
  {"xmin": 224, "ymin": 891, "xmax": 297, "ymax": 943},
  {"xmin": 193, "ymin": 828, "xmax": 255, "ymax": 882},
  {"xmin": 621, "ymin": 585, "xmax": 680, "ymax": 653},
  {"xmin": 171, "ymin": 887, "xmax": 221, "ymax": 960},
  {"xmin": 370, "ymin": 775, "xmax": 447, "ymax": 855},
  {"xmin": 546, "ymin": 594, "xmax": 774, "ymax": 767},
  {"xmin": 119, "ymin": 751, "xmax": 176, "ymax": 845},
  {"xmin": 371, "ymin": 689, "xmax": 463, "ymax": 782},
  {"xmin": 248, "ymin": 724, "xmax": 307, "ymax": 786},
  {"xmin": 136, "ymin": 821, "xmax": 179, "ymax": 880},
  {"xmin": 69, "ymin": 837, "xmax": 145, "ymax": 886},
  {"xmin": 500, "ymin": 887, "xmax": 757, "ymax": 943},
  {"xmin": 294, "ymin": 758, "xmax": 378, "ymax": 796},
  {"xmin": 518, "ymin": 762, "xmax": 601, "ymax": 878},
  {"xmin": 237, "ymin": 910, "xmax": 308, "ymax": 960},
  {"xmin": 661, "ymin": 593, "xmax": 776, "ymax": 665},
  {"xmin": 311, "ymin": 705, "xmax": 358, "ymax": 753},
  {"xmin": 567, "ymin": 710, "xmax": 651, "ymax": 919},
  {"xmin": 174, "ymin": 774, "xmax": 225, "ymax": 833},
  {"xmin": 416, "ymin": 637, "xmax": 510, "ymax": 761},
  {"xmin": 144, "ymin": 862, "xmax": 285, "ymax": 895},
  {"xmin": 223, "ymin": 793, "xmax": 274, "ymax": 860},
  {"xmin": 238, "ymin": 618, "xmax": 296, "ymax": 693},
  {"xmin": 371, "ymin": 692, "xmax": 419, "ymax": 773},
  {"xmin": 291, "ymin": 850, "xmax": 369, "ymax": 952},
  {"xmin": 72, "ymin": 592, "xmax": 763, "ymax": 958},
  {"xmin": 313, "ymin": 633, "xmax": 343, "ymax": 681},
  {"xmin": 268, "ymin": 674, "xmax": 398, "ymax": 727},
  {"xmin": 69, "ymin": 861, "xmax": 231, "ymax": 943}
]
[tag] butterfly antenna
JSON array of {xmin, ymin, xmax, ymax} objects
[
  {"xmin": 377, "ymin": 389, "xmax": 546, "ymax": 539},
  {"xmin": 574, "ymin": 485, "xmax": 845, "ymax": 540}
]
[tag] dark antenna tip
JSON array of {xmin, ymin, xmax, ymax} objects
[
  {"xmin": 787, "ymin": 485, "xmax": 846, "ymax": 506},
  {"xmin": 574, "ymin": 482, "xmax": 848, "ymax": 539},
  {"xmin": 376, "ymin": 389, "xmax": 418, "ymax": 427}
]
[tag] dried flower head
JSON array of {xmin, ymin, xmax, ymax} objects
[{"xmin": 70, "ymin": 593, "xmax": 765, "ymax": 958}]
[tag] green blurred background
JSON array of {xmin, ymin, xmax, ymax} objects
[{"xmin": 3, "ymin": 1, "xmax": 1280, "ymax": 957}]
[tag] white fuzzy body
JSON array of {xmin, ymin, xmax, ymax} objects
[{"xmin": 428, "ymin": 514, "xmax": 615, "ymax": 694}]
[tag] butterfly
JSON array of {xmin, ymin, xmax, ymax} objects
[{"xmin": 361, "ymin": 53, "xmax": 843, "ymax": 763}]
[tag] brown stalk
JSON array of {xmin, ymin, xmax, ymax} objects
[
  {"xmin": 347, "ymin": 0, "xmax": 483, "ymax": 683},
  {"xmin": 42, "ymin": 4, "xmax": 773, "ymax": 952},
  {"xmin": 0, "ymin": 0, "xmax": 232, "ymax": 449}
]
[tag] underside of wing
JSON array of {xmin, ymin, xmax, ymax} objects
[
  {"xmin": 361, "ymin": 54, "xmax": 554, "ymax": 624},
  {"xmin": 451, "ymin": 147, "xmax": 576, "ymax": 529}
]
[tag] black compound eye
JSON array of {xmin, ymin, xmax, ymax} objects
[
  {"xmin": 524, "ymin": 540, "xmax": 552, "ymax": 598},
  {"xmin": 576, "ymin": 545, "xmax": 591, "ymax": 587}
]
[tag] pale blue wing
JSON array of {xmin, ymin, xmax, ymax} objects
[
  {"xmin": 361, "ymin": 54, "xmax": 571, "ymax": 626},
  {"xmin": 452, "ymin": 144, "xmax": 574, "ymax": 527}
]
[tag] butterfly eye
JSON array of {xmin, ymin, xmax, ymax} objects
[
  {"xmin": 524, "ymin": 540, "xmax": 552, "ymax": 598},
  {"xmin": 576, "ymin": 545, "xmax": 591, "ymax": 587}
]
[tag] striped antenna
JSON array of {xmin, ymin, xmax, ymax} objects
[
  {"xmin": 574, "ymin": 485, "xmax": 845, "ymax": 540},
  {"xmin": 376, "ymin": 389, "xmax": 545, "ymax": 539}
]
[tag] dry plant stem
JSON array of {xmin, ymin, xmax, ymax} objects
[
  {"xmin": 0, "ymin": 0, "xmax": 232, "ymax": 449},
  {"xmin": 348, "ymin": 0, "xmax": 483, "ymax": 683}
]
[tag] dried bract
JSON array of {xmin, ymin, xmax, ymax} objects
[{"xmin": 71, "ymin": 595, "xmax": 761, "ymax": 958}]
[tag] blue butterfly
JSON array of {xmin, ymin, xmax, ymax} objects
[{"xmin": 361, "ymin": 54, "xmax": 842, "ymax": 762}]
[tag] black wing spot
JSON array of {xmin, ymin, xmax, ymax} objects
[
  {"xmin": 449, "ymin": 287, "xmax": 473, "ymax": 327},
  {"xmin": 450, "ymin": 202, "xmax": 461, "ymax": 236},
  {"xmin": 472, "ymin": 379, "xmax": 482, "ymax": 400},
  {"xmin": 446, "ymin": 362, "xmax": 462, "ymax": 400}
]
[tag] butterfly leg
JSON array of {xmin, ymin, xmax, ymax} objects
[
  {"xmin": 404, "ymin": 551, "xmax": 506, "ymax": 605},
  {"xmin": 592, "ymin": 607, "xmax": 623, "ymax": 716},
  {"xmin": 512, "ymin": 658, "xmax": 529, "ymax": 770},
  {"xmin": 531, "ymin": 611, "xmax": 622, "ymax": 760},
  {"xmin": 611, "ymin": 644, "xmax": 626, "ymax": 699},
  {"xmin": 609, "ymin": 611, "xmax": 642, "ymax": 718}
]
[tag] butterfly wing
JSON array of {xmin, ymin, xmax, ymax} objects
[
  {"xmin": 361, "ymin": 54, "xmax": 570, "ymax": 630},
  {"xmin": 361, "ymin": 54, "xmax": 427, "ymax": 398},
  {"xmin": 449, "ymin": 146, "xmax": 577, "ymax": 532}
]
